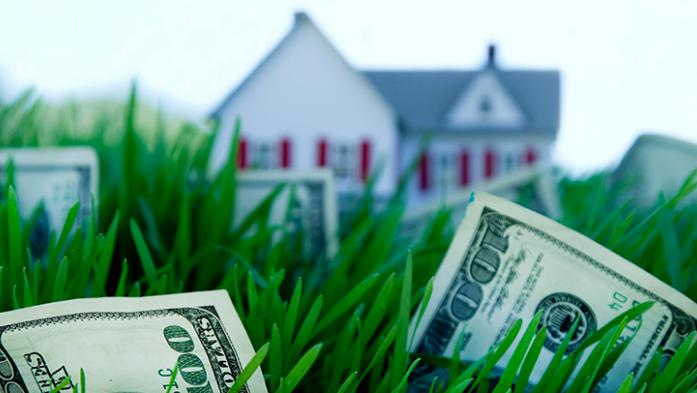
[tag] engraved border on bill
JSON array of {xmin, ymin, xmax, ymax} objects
[{"xmin": 0, "ymin": 306, "xmax": 250, "ymax": 393}]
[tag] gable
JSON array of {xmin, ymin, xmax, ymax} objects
[
  {"xmin": 445, "ymin": 71, "xmax": 526, "ymax": 129},
  {"xmin": 210, "ymin": 13, "xmax": 394, "ymax": 133},
  {"xmin": 208, "ymin": 13, "xmax": 398, "ymax": 192}
]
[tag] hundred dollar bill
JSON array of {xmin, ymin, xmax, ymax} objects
[
  {"xmin": 401, "ymin": 166, "xmax": 560, "ymax": 237},
  {"xmin": 614, "ymin": 133, "xmax": 697, "ymax": 208},
  {"xmin": 409, "ymin": 192, "xmax": 697, "ymax": 391},
  {"xmin": 0, "ymin": 147, "xmax": 98, "ymax": 254},
  {"xmin": 0, "ymin": 290, "xmax": 267, "ymax": 393},
  {"xmin": 236, "ymin": 169, "xmax": 338, "ymax": 257}
]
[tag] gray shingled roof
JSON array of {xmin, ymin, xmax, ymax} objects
[{"xmin": 363, "ymin": 69, "xmax": 560, "ymax": 135}]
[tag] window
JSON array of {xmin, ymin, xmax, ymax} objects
[
  {"xmin": 438, "ymin": 153, "xmax": 451, "ymax": 190},
  {"xmin": 316, "ymin": 140, "xmax": 369, "ymax": 182},
  {"xmin": 479, "ymin": 96, "xmax": 492, "ymax": 115},
  {"xmin": 255, "ymin": 142, "xmax": 273, "ymax": 169},
  {"xmin": 504, "ymin": 152, "xmax": 515, "ymax": 173},
  {"xmin": 334, "ymin": 144, "xmax": 355, "ymax": 179}
]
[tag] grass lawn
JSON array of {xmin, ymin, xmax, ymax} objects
[{"xmin": 1, "ymin": 85, "xmax": 696, "ymax": 392}]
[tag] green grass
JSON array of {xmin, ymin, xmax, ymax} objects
[{"xmin": 1, "ymin": 83, "xmax": 696, "ymax": 392}]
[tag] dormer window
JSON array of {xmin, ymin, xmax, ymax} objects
[{"xmin": 479, "ymin": 97, "xmax": 492, "ymax": 116}]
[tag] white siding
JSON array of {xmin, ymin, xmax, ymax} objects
[{"xmin": 401, "ymin": 133, "xmax": 554, "ymax": 206}]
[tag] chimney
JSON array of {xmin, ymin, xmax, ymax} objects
[
  {"xmin": 294, "ymin": 11, "xmax": 310, "ymax": 24},
  {"xmin": 487, "ymin": 44, "xmax": 497, "ymax": 67}
]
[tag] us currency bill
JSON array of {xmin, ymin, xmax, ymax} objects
[
  {"xmin": 409, "ymin": 192, "xmax": 697, "ymax": 391},
  {"xmin": 614, "ymin": 133, "xmax": 697, "ymax": 207},
  {"xmin": 401, "ymin": 166, "xmax": 560, "ymax": 237},
  {"xmin": 0, "ymin": 291, "xmax": 267, "ymax": 393},
  {"xmin": 0, "ymin": 147, "xmax": 98, "ymax": 254},
  {"xmin": 235, "ymin": 169, "xmax": 338, "ymax": 257}
]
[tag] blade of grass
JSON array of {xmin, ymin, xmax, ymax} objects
[
  {"xmin": 281, "ymin": 343, "xmax": 323, "ymax": 393},
  {"xmin": 227, "ymin": 342, "xmax": 269, "ymax": 393},
  {"xmin": 129, "ymin": 219, "xmax": 157, "ymax": 287}
]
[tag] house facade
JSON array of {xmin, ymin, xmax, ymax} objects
[{"xmin": 210, "ymin": 12, "xmax": 560, "ymax": 205}]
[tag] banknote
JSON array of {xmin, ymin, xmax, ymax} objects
[
  {"xmin": 0, "ymin": 290, "xmax": 267, "ymax": 393},
  {"xmin": 401, "ymin": 166, "xmax": 560, "ymax": 237},
  {"xmin": 0, "ymin": 147, "xmax": 98, "ymax": 254},
  {"xmin": 614, "ymin": 133, "xmax": 697, "ymax": 207},
  {"xmin": 236, "ymin": 169, "xmax": 338, "ymax": 257},
  {"xmin": 409, "ymin": 192, "xmax": 697, "ymax": 391}
]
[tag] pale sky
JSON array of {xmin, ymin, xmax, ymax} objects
[{"xmin": 1, "ymin": 0, "xmax": 696, "ymax": 172}]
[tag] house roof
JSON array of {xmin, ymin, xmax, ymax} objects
[
  {"xmin": 363, "ymin": 69, "xmax": 560, "ymax": 135},
  {"xmin": 211, "ymin": 12, "xmax": 561, "ymax": 137},
  {"xmin": 210, "ymin": 11, "xmax": 394, "ymax": 121}
]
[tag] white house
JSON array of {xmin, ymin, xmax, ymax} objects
[{"xmin": 210, "ymin": 12, "xmax": 560, "ymax": 205}]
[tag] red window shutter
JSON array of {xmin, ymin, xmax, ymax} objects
[
  {"xmin": 419, "ymin": 152, "xmax": 430, "ymax": 191},
  {"xmin": 459, "ymin": 150, "xmax": 470, "ymax": 186},
  {"xmin": 317, "ymin": 138, "xmax": 328, "ymax": 167},
  {"xmin": 525, "ymin": 147, "xmax": 537, "ymax": 165},
  {"xmin": 237, "ymin": 137, "xmax": 248, "ymax": 169},
  {"xmin": 280, "ymin": 138, "xmax": 291, "ymax": 168},
  {"xmin": 484, "ymin": 149, "xmax": 496, "ymax": 178},
  {"xmin": 359, "ymin": 139, "xmax": 371, "ymax": 182}
]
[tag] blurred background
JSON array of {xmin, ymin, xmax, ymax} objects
[
  {"xmin": 1, "ymin": 0, "xmax": 696, "ymax": 174},
  {"xmin": 1, "ymin": 5, "xmax": 696, "ymax": 391}
]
